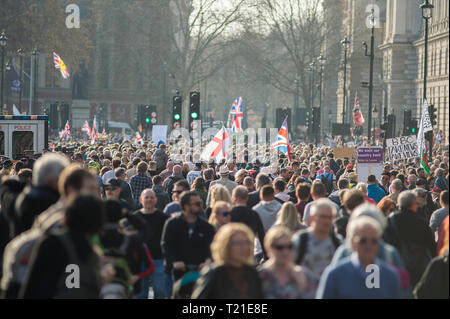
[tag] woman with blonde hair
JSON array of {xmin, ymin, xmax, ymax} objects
[
  {"xmin": 355, "ymin": 182, "xmax": 376, "ymax": 205},
  {"xmin": 234, "ymin": 169, "xmax": 248, "ymax": 185},
  {"xmin": 191, "ymin": 223, "xmax": 263, "ymax": 299},
  {"xmin": 258, "ymin": 225, "xmax": 311, "ymax": 299},
  {"xmin": 208, "ymin": 201, "xmax": 232, "ymax": 230},
  {"xmin": 205, "ymin": 184, "xmax": 232, "ymax": 219},
  {"xmin": 275, "ymin": 202, "xmax": 307, "ymax": 233}
]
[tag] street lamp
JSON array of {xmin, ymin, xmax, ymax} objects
[
  {"xmin": 341, "ymin": 36, "xmax": 350, "ymax": 124},
  {"xmin": 17, "ymin": 48, "xmax": 25, "ymax": 112},
  {"xmin": 363, "ymin": 7, "xmax": 376, "ymax": 145},
  {"xmin": 420, "ymin": 0, "xmax": 434, "ymax": 161},
  {"xmin": 317, "ymin": 55, "xmax": 326, "ymax": 143},
  {"xmin": 308, "ymin": 61, "xmax": 316, "ymax": 140},
  {"xmin": 32, "ymin": 49, "xmax": 39, "ymax": 114},
  {"xmin": 294, "ymin": 73, "xmax": 300, "ymax": 136},
  {"xmin": 0, "ymin": 30, "xmax": 8, "ymax": 113}
]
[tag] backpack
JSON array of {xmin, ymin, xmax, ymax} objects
[
  {"xmin": 295, "ymin": 231, "xmax": 341, "ymax": 265},
  {"xmin": 389, "ymin": 215, "xmax": 432, "ymax": 286},
  {"xmin": 53, "ymin": 230, "xmax": 102, "ymax": 299},
  {"xmin": 320, "ymin": 172, "xmax": 334, "ymax": 195}
]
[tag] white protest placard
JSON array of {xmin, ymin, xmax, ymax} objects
[
  {"xmin": 385, "ymin": 135, "xmax": 419, "ymax": 161},
  {"xmin": 152, "ymin": 125, "xmax": 168, "ymax": 144}
]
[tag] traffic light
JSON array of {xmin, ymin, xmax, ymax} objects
[
  {"xmin": 173, "ymin": 96, "xmax": 182, "ymax": 129},
  {"xmin": 428, "ymin": 104, "xmax": 437, "ymax": 126},
  {"xmin": 403, "ymin": 110, "xmax": 411, "ymax": 135},
  {"xmin": 276, "ymin": 108, "xmax": 291, "ymax": 130},
  {"xmin": 261, "ymin": 114, "xmax": 266, "ymax": 128},
  {"xmin": 48, "ymin": 103, "xmax": 58, "ymax": 130},
  {"xmin": 410, "ymin": 120, "xmax": 418, "ymax": 134},
  {"xmin": 189, "ymin": 91, "xmax": 200, "ymax": 131},
  {"xmin": 386, "ymin": 114, "xmax": 396, "ymax": 139},
  {"xmin": 142, "ymin": 105, "xmax": 157, "ymax": 129}
]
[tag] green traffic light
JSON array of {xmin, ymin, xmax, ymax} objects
[
  {"xmin": 174, "ymin": 114, "xmax": 181, "ymax": 121},
  {"xmin": 191, "ymin": 112, "xmax": 198, "ymax": 119},
  {"xmin": 412, "ymin": 128, "xmax": 416, "ymax": 133},
  {"xmin": 145, "ymin": 118, "xmax": 150, "ymax": 123}
]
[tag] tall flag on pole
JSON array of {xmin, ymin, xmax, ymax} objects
[
  {"xmin": 10, "ymin": 65, "xmax": 22, "ymax": 92},
  {"xmin": 53, "ymin": 52, "xmax": 70, "ymax": 79},
  {"xmin": 91, "ymin": 116, "xmax": 98, "ymax": 145},
  {"xmin": 201, "ymin": 125, "xmax": 231, "ymax": 163},
  {"xmin": 82, "ymin": 121, "xmax": 91, "ymax": 136},
  {"xmin": 228, "ymin": 97, "xmax": 244, "ymax": 133},
  {"xmin": 417, "ymin": 99, "xmax": 432, "ymax": 175},
  {"xmin": 272, "ymin": 116, "xmax": 291, "ymax": 162},
  {"xmin": 353, "ymin": 91, "xmax": 365, "ymax": 126}
]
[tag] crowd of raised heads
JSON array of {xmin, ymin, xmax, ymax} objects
[{"xmin": 0, "ymin": 136, "xmax": 448, "ymax": 299}]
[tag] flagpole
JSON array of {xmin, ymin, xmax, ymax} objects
[{"xmin": 29, "ymin": 54, "xmax": 33, "ymax": 115}]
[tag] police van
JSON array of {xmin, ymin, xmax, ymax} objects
[{"xmin": 0, "ymin": 115, "xmax": 49, "ymax": 160}]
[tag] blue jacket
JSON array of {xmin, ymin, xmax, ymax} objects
[
  {"xmin": 435, "ymin": 177, "xmax": 449, "ymax": 191},
  {"xmin": 316, "ymin": 255, "xmax": 402, "ymax": 299},
  {"xmin": 367, "ymin": 183, "xmax": 386, "ymax": 204}
]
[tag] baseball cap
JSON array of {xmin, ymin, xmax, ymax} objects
[
  {"xmin": 346, "ymin": 164, "xmax": 353, "ymax": 170},
  {"xmin": 104, "ymin": 178, "xmax": 121, "ymax": 187}
]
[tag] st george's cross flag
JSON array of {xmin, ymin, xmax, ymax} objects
[
  {"xmin": 228, "ymin": 97, "xmax": 244, "ymax": 133},
  {"xmin": 353, "ymin": 91, "xmax": 365, "ymax": 126},
  {"xmin": 53, "ymin": 52, "xmax": 70, "ymax": 79},
  {"xmin": 272, "ymin": 116, "xmax": 291, "ymax": 162},
  {"xmin": 135, "ymin": 132, "xmax": 143, "ymax": 145},
  {"xmin": 201, "ymin": 125, "xmax": 231, "ymax": 163}
]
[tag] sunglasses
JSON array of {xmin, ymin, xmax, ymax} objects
[
  {"xmin": 356, "ymin": 237, "xmax": 378, "ymax": 246},
  {"xmin": 219, "ymin": 211, "xmax": 231, "ymax": 217},
  {"xmin": 191, "ymin": 201, "xmax": 202, "ymax": 207},
  {"xmin": 173, "ymin": 190, "xmax": 184, "ymax": 194},
  {"xmin": 273, "ymin": 243, "xmax": 294, "ymax": 251},
  {"xmin": 105, "ymin": 187, "xmax": 118, "ymax": 191}
]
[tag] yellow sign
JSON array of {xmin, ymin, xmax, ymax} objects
[{"xmin": 333, "ymin": 147, "xmax": 356, "ymax": 160}]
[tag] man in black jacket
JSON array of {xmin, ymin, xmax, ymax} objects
[
  {"xmin": 161, "ymin": 191, "xmax": 215, "ymax": 282},
  {"xmin": 384, "ymin": 191, "xmax": 436, "ymax": 287},
  {"xmin": 14, "ymin": 153, "xmax": 69, "ymax": 235},
  {"xmin": 247, "ymin": 173, "xmax": 271, "ymax": 208},
  {"xmin": 231, "ymin": 186, "xmax": 266, "ymax": 259}
]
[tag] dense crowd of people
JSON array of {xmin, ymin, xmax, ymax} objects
[{"xmin": 0, "ymin": 137, "xmax": 448, "ymax": 299}]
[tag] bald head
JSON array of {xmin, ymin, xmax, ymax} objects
[
  {"xmin": 173, "ymin": 165, "xmax": 183, "ymax": 175},
  {"xmin": 140, "ymin": 188, "xmax": 158, "ymax": 212},
  {"xmin": 233, "ymin": 185, "xmax": 249, "ymax": 205}
]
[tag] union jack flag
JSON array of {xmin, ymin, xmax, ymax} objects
[
  {"xmin": 272, "ymin": 117, "xmax": 291, "ymax": 162},
  {"xmin": 82, "ymin": 121, "xmax": 91, "ymax": 136},
  {"xmin": 53, "ymin": 52, "xmax": 70, "ymax": 79},
  {"xmin": 228, "ymin": 97, "xmax": 243, "ymax": 133}
]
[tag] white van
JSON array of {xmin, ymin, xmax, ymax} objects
[
  {"xmin": 0, "ymin": 115, "xmax": 48, "ymax": 160},
  {"xmin": 107, "ymin": 121, "xmax": 134, "ymax": 136}
]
